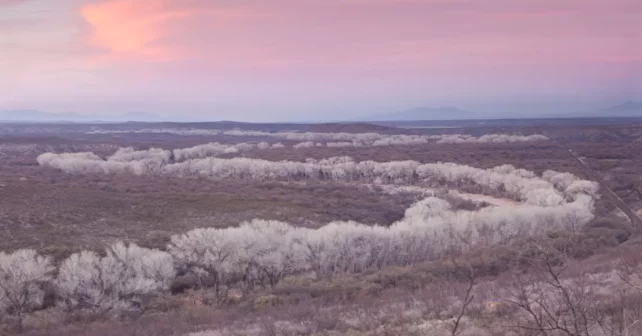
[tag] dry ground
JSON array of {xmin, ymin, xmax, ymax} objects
[
  {"xmin": 2, "ymin": 120, "xmax": 642, "ymax": 335},
  {"xmin": 4, "ymin": 122, "xmax": 642, "ymax": 252}
]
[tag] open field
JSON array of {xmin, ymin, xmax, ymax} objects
[{"xmin": 2, "ymin": 118, "xmax": 642, "ymax": 335}]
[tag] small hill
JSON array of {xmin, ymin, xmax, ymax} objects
[
  {"xmin": 594, "ymin": 101, "xmax": 642, "ymax": 117},
  {"xmin": 366, "ymin": 107, "xmax": 478, "ymax": 121}
]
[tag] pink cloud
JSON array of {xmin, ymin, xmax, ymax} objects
[
  {"xmin": 80, "ymin": 0, "xmax": 268, "ymax": 62},
  {"xmin": 81, "ymin": 0, "xmax": 191, "ymax": 59},
  {"xmin": 69, "ymin": 0, "xmax": 642, "ymax": 71}
]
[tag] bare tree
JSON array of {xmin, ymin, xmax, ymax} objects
[
  {"xmin": 450, "ymin": 260, "xmax": 476, "ymax": 336},
  {"xmin": 500, "ymin": 243, "xmax": 642, "ymax": 336},
  {"xmin": 56, "ymin": 243, "xmax": 175, "ymax": 314}
]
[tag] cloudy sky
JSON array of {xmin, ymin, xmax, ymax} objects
[{"xmin": 1, "ymin": 0, "xmax": 640, "ymax": 121}]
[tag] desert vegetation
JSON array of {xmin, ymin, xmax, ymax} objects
[
  {"xmin": 87, "ymin": 128, "xmax": 550, "ymax": 147},
  {"xmin": 2, "ymin": 120, "xmax": 642, "ymax": 335}
]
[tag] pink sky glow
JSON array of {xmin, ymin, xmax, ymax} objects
[{"xmin": 1, "ymin": 0, "xmax": 640, "ymax": 120}]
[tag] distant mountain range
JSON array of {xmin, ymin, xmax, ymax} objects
[
  {"xmin": 531, "ymin": 101, "xmax": 642, "ymax": 119},
  {"xmin": 363, "ymin": 101, "xmax": 642, "ymax": 121},
  {"xmin": 2, "ymin": 101, "xmax": 641, "ymax": 123}
]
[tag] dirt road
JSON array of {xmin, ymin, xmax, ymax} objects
[{"xmin": 565, "ymin": 146, "xmax": 642, "ymax": 229}]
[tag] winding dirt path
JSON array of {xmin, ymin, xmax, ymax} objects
[{"xmin": 564, "ymin": 145, "xmax": 642, "ymax": 229}]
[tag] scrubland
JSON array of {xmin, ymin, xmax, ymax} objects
[{"xmin": 1, "ymin": 121, "xmax": 642, "ymax": 335}]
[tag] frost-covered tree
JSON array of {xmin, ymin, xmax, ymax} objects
[
  {"xmin": 107, "ymin": 147, "xmax": 171, "ymax": 163},
  {"xmin": 237, "ymin": 220, "xmax": 306, "ymax": 288},
  {"xmin": 0, "ymin": 249, "xmax": 54, "ymax": 324},
  {"xmin": 169, "ymin": 222, "xmax": 306, "ymax": 294},
  {"xmin": 88, "ymin": 128, "xmax": 550, "ymax": 145},
  {"xmin": 437, "ymin": 133, "xmax": 549, "ymax": 144},
  {"xmin": 168, "ymin": 227, "xmax": 240, "ymax": 299},
  {"xmin": 303, "ymin": 222, "xmax": 392, "ymax": 277},
  {"xmin": 56, "ymin": 243, "xmax": 175, "ymax": 313},
  {"xmin": 173, "ymin": 143, "xmax": 237, "ymax": 161},
  {"xmin": 257, "ymin": 142, "xmax": 271, "ymax": 150},
  {"xmin": 293, "ymin": 141, "xmax": 315, "ymax": 148},
  {"xmin": 40, "ymin": 151, "xmax": 592, "ymax": 213}
]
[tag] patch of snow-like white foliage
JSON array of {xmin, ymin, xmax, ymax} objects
[
  {"xmin": 88, "ymin": 128, "xmax": 549, "ymax": 146},
  {"xmin": 108, "ymin": 147, "xmax": 172, "ymax": 163},
  {"xmin": 436, "ymin": 134, "xmax": 550, "ymax": 144},
  {"xmin": 157, "ymin": 159, "xmax": 597, "ymax": 278},
  {"xmin": 56, "ymin": 242, "xmax": 175, "ymax": 312},
  {"xmin": 168, "ymin": 193, "xmax": 594, "ymax": 280},
  {"xmin": 34, "ymin": 145, "xmax": 599, "ymax": 282},
  {"xmin": 38, "ymin": 151, "xmax": 598, "ymax": 206},
  {"xmin": 0, "ymin": 249, "xmax": 54, "ymax": 315},
  {"xmin": 4, "ymin": 152, "xmax": 602, "ymax": 307}
]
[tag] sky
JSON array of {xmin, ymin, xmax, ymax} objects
[{"xmin": 1, "ymin": 0, "xmax": 641, "ymax": 121}]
